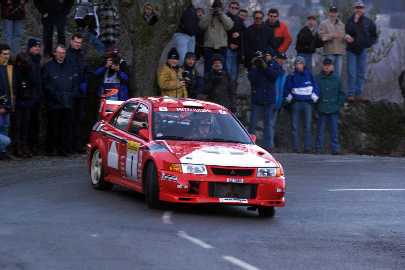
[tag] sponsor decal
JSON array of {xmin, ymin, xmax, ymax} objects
[
  {"xmin": 161, "ymin": 173, "xmax": 178, "ymax": 182},
  {"xmin": 219, "ymin": 198, "xmax": 248, "ymax": 204},
  {"xmin": 177, "ymin": 184, "xmax": 189, "ymax": 189},
  {"xmin": 176, "ymin": 107, "xmax": 211, "ymax": 113},
  {"xmin": 159, "ymin": 107, "xmax": 168, "ymax": 111},
  {"xmin": 226, "ymin": 178, "xmax": 244, "ymax": 184},
  {"xmin": 127, "ymin": 141, "xmax": 141, "ymax": 151},
  {"xmin": 107, "ymin": 141, "xmax": 119, "ymax": 169},
  {"xmin": 126, "ymin": 141, "xmax": 140, "ymax": 180}
]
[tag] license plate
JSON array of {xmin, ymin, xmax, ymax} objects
[{"xmin": 219, "ymin": 198, "xmax": 249, "ymax": 204}]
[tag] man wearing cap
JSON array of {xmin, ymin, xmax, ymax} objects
[
  {"xmin": 295, "ymin": 14, "xmax": 322, "ymax": 72},
  {"xmin": 284, "ymin": 56, "xmax": 319, "ymax": 153},
  {"xmin": 248, "ymin": 50, "xmax": 282, "ymax": 150},
  {"xmin": 315, "ymin": 58, "xmax": 345, "ymax": 154},
  {"xmin": 345, "ymin": 0, "xmax": 378, "ymax": 102},
  {"xmin": 182, "ymin": 52, "xmax": 203, "ymax": 99},
  {"xmin": 202, "ymin": 54, "xmax": 235, "ymax": 111},
  {"xmin": 158, "ymin": 48, "xmax": 188, "ymax": 98},
  {"xmin": 319, "ymin": 5, "xmax": 346, "ymax": 77}
]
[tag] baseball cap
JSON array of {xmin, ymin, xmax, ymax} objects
[{"xmin": 323, "ymin": 58, "xmax": 333, "ymax": 65}]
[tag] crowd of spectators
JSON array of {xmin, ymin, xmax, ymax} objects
[{"xmin": 0, "ymin": 0, "xmax": 380, "ymax": 160}]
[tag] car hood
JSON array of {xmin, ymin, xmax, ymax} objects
[{"xmin": 161, "ymin": 140, "xmax": 278, "ymax": 168}]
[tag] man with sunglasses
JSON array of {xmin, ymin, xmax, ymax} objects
[
  {"xmin": 345, "ymin": 0, "xmax": 377, "ymax": 102},
  {"xmin": 266, "ymin": 8, "xmax": 292, "ymax": 53}
]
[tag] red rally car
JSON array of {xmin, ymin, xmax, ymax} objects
[{"xmin": 87, "ymin": 96, "xmax": 286, "ymax": 217}]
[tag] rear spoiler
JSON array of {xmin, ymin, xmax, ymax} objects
[{"xmin": 99, "ymin": 89, "xmax": 124, "ymax": 121}]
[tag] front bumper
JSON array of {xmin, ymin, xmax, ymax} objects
[{"xmin": 158, "ymin": 171, "xmax": 286, "ymax": 207}]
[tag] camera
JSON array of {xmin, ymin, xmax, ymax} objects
[
  {"xmin": 0, "ymin": 96, "xmax": 8, "ymax": 107},
  {"xmin": 212, "ymin": 0, "xmax": 223, "ymax": 16},
  {"xmin": 253, "ymin": 51, "xmax": 266, "ymax": 68}
]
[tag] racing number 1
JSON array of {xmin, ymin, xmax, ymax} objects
[{"xmin": 125, "ymin": 141, "xmax": 140, "ymax": 180}]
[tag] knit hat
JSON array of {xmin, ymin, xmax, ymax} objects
[
  {"xmin": 185, "ymin": 52, "xmax": 196, "ymax": 60},
  {"xmin": 211, "ymin": 54, "xmax": 224, "ymax": 64},
  {"xmin": 27, "ymin": 38, "xmax": 41, "ymax": 49},
  {"xmin": 329, "ymin": 5, "xmax": 338, "ymax": 12},
  {"xmin": 294, "ymin": 56, "xmax": 305, "ymax": 65},
  {"xmin": 277, "ymin": 52, "xmax": 287, "ymax": 60},
  {"xmin": 323, "ymin": 58, "xmax": 334, "ymax": 65},
  {"xmin": 167, "ymin": 48, "xmax": 180, "ymax": 60},
  {"xmin": 264, "ymin": 47, "xmax": 276, "ymax": 56},
  {"xmin": 354, "ymin": 1, "xmax": 365, "ymax": 8}
]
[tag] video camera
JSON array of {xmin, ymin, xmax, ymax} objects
[
  {"xmin": 0, "ymin": 96, "xmax": 8, "ymax": 107},
  {"xmin": 253, "ymin": 51, "xmax": 266, "ymax": 68}
]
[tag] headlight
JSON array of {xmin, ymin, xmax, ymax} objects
[
  {"xmin": 181, "ymin": 164, "xmax": 208, "ymax": 175},
  {"xmin": 257, "ymin": 167, "xmax": 278, "ymax": 177}
]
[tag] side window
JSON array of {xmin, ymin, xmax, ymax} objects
[
  {"xmin": 129, "ymin": 103, "xmax": 150, "ymax": 135},
  {"xmin": 111, "ymin": 102, "xmax": 138, "ymax": 131}
]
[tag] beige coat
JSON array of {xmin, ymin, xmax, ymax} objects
[
  {"xmin": 157, "ymin": 64, "xmax": 188, "ymax": 98},
  {"xmin": 319, "ymin": 18, "xmax": 346, "ymax": 55},
  {"xmin": 199, "ymin": 13, "xmax": 234, "ymax": 49}
]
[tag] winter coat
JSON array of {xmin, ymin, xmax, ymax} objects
[
  {"xmin": 203, "ymin": 70, "xmax": 235, "ymax": 111},
  {"xmin": 199, "ymin": 12, "xmax": 234, "ymax": 49},
  {"xmin": 275, "ymin": 71, "xmax": 287, "ymax": 110},
  {"xmin": 226, "ymin": 12, "xmax": 246, "ymax": 51},
  {"xmin": 177, "ymin": 5, "xmax": 199, "ymax": 37},
  {"xmin": 66, "ymin": 47, "xmax": 88, "ymax": 97},
  {"xmin": 243, "ymin": 24, "xmax": 274, "ymax": 68},
  {"xmin": 94, "ymin": 67, "xmax": 129, "ymax": 101},
  {"xmin": 34, "ymin": 0, "xmax": 74, "ymax": 19},
  {"xmin": 319, "ymin": 18, "xmax": 346, "ymax": 55},
  {"xmin": 295, "ymin": 26, "xmax": 323, "ymax": 54},
  {"xmin": 1, "ymin": 0, "xmax": 27, "ymax": 20},
  {"xmin": 345, "ymin": 15, "xmax": 378, "ymax": 54},
  {"xmin": 15, "ymin": 55, "xmax": 42, "ymax": 108},
  {"xmin": 157, "ymin": 64, "xmax": 188, "ymax": 98},
  {"xmin": 42, "ymin": 59, "xmax": 78, "ymax": 110},
  {"xmin": 315, "ymin": 72, "xmax": 345, "ymax": 114},
  {"xmin": 284, "ymin": 68, "xmax": 320, "ymax": 103},
  {"xmin": 248, "ymin": 61, "xmax": 282, "ymax": 105},
  {"xmin": 266, "ymin": 20, "xmax": 292, "ymax": 53},
  {"xmin": 0, "ymin": 64, "xmax": 16, "ymax": 109},
  {"xmin": 182, "ymin": 65, "xmax": 204, "ymax": 99},
  {"xmin": 98, "ymin": 3, "xmax": 120, "ymax": 44}
]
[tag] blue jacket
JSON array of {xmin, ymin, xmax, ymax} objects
[
  {"xmin": 95, "ymin": 67, "xmax": 129, "ymax": 101},
  {"xmin": 248, "ymin": 61, "xmax": 282, "ymax": 105},
  {"xmin": 284, "ymin": 68, "xmax": 320, "ymax": 103},
  {"xmin": 275, "ymin": 70, "xmax": 287, "ymax": 110}
]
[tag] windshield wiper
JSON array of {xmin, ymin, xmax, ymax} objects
[{"xmin": 155, "ymin": 135, "xmax": 190, "ymax": 141}]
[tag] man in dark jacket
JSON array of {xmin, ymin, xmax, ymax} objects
[
  {"xmin": 202, "ymin": 54, "xmax": 235, "ymax": 112},
  {"xmin": 34, "ymin": 0, "xmax": 74, "ymax": 57},
  {"xmin": 1, "ymin": 0, "xmax": 27, "ymax": 53},
  {"xmin": 284, "ymin": 56, "xmax": 320, "ymax": 153},
  {"xmin": 66, "ymin": 33, "xmax": 88, "ymax": 153},
  {"xmin": 345, "ymin": 0, "xmax": 377, "ymax": 102},
  {"xmin": 244, "ymin": 10, "xmax": 273, "ymax": 69},
  {"xmin": 225, "ymin": 1, "xmax": 245, "ymax": 82},
  {"xmin": 248, "ymin": 50, "xmax": 282, "ymax": 150},
  {"xmin": 43, "ymin": 44, "xmax": 77, "ymax": 156},
  {"xmin": 295, "ymin": 15, "xmax": 322, "ymax": 72},
  {"xmin": 182, "ymin": 52, "xmax": 203, "ymax": 99},
  {"xmin": 173, "ymin": 4, "xmax": 199, "ymax": 65},
  {"xmin": 0, "ymin": 43, "xmax": 13, "ymax": 159},
  {"xmin": 315, "ymin": 58, "xmax": 345, "ymax": 154}
]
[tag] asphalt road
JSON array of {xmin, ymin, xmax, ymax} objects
[{"xmin": 0, "ymin": 154, "xmax": 404, "ymax": 270}]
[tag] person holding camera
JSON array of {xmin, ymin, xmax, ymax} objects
[
  {"xmin": 201, "ymin": 54, "xmax": 235, "ymax": 112},
  {"xmin": 1, "ymin": 0, "xmax": 27, "ymax": 54},
  {"xmin": 158, "ymin": 48, "xmax": 188, "ymax": 98},
  {"xmin": 199, "ymin": 0, "xmax": 234, "ymax": 74},
  {"xmin": 95, "ymin": 54, "xmax": 129, "ymax": 101},
  {"xmin": 182, "ymin": 52, "xmax": 203, "ymax": 99},
  {"xmin": 248, "ymin": 49, "xmax": 282, "ymax": 151}
]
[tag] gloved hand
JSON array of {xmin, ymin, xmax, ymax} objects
[
  {"xmin": 286, "ymin": 94, "xmax": 293, "ymax": 103},
  {"xmin": 311, "ymin": 93, "xmax": 319, "ymax": 103}
]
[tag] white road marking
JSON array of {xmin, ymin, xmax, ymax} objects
[
  {"xmin": 177, "ymin": 231, "xmax": 214, "ymax": 249},
  {"xmin": 328, "ymin": 188, "xmax": 405, "ymax": 192},
  {"xmin": 162, "ymin": 211, "xmax": 173, "ymax": 224},
  {"xmin": 222, "ymin": 256, "xmax": 261, "ymax": 270},
  {"xmin": 90, "ymin": 233, "xmax": 99, "ymax": 238}
]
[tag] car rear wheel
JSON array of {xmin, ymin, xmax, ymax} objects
[
  {"xmin": 90, "ymin": 149, "xmax": 113, "ymax": 190},
  {"xmin": 258, "ymin": 207, "xmax": 275, "ymax": 218},
  {"xmin": 145, "ymin": 162, "xmax": 161, "ymax": 209}
]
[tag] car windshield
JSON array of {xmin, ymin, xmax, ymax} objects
[{"xmin": 153, "ymin": 111, "xmax": 252, "ymax": 144}]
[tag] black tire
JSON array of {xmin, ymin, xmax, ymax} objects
[
  {"xmin": 90, "ymin": 149, "xmax": 113, "ymax": 190},
  {"xmin": 258, "ymin": 207, "xmax": 276, "ymax": 218},
  {"xmin": 145, "ymin": 162, "xmax": 161, "ymax": 209}
]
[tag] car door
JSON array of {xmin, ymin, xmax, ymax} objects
[
  {"xmin": 124, "ymin": 102, "xmax": 151, "ymax": 182},
  {"xmin": 101, "ymin": 102, "xmax": 138, "ymax": 178}
]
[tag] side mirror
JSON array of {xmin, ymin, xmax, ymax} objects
[
  {"xmin": 250, "ymin": 134, "xmax": 257, "ymax": 143},
  {"xmin": 138, "ymin": 128, "xmax": 150, "ymax": 141}
]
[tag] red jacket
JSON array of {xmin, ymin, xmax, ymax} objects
[
  {"xmin": 1, "ymin": 0, "xmax": 26, "ymax": 20},
  {"xmin": 267, "ymin": 20, "xmax": 292, "ymax": 53}
]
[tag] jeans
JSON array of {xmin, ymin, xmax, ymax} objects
[
  {"xmin": 249, "ymin": 104, "xmax": 275, "ymax": 149},
  {"xmin": 291, "ymin": 101, "xmax": 313, "ymax": 152},
  {"xmin": 0, "ymin": 132, "xmax": 11, "ymax": 153},
  {"xmin": 2, "ymin": 19, "xmax": 23, "ymax": 54},
  {"xmin": 204, "ymin": 47, "xmax": 227, "ymax": 74},
  {"xmin": 42, "ymin": 17, "xmax": 67, "ymax": 56},
  {"xmin": 316, "ymin": 113, "xmax": 340, "ymax": 153},
  {"xmin": 87, "ymin": 32, "xmax": 105, "ymax": 54},
  {"xmin": 325, "ymin": 54, "xmax": 343, "ymax": 78},
  {"xmin": 173, "ymin": 33, "xmax": 196, "ymax": 66},
  {"xmin": 225, "ymin": 48, "xmax": 239, "ymax": 81},
  {"xmin": 347, "ymin": 50, "xmax": 368, "ymax": 97},
  {"xmin": 297, "ymin": 53, "xmax": 313, "ymax": 73}
]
